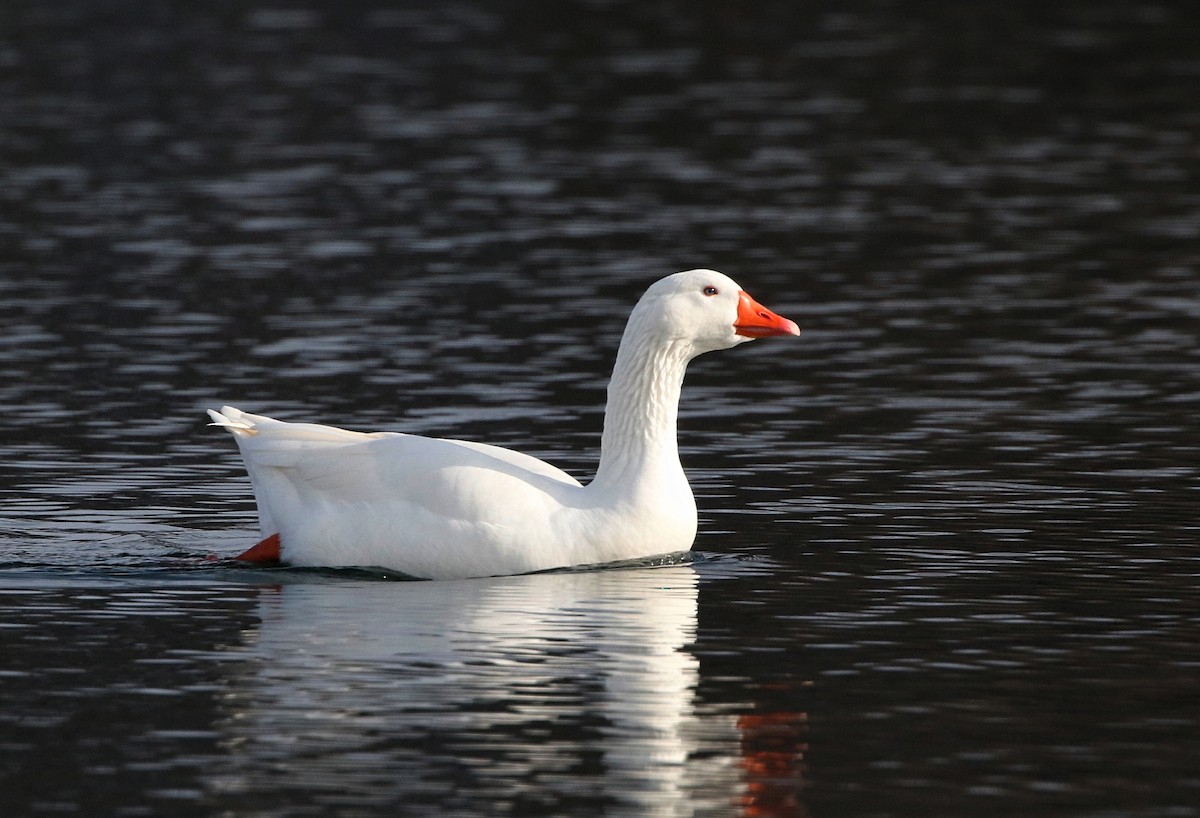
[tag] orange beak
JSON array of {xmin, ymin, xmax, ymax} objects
[{"xmin": 735, "ymin": 290, "xmax": 800, "ymax": 338}]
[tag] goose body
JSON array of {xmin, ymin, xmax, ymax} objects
[{"xmin": 210, "ymin": 270, "xmax": 798, "ymax": 579}]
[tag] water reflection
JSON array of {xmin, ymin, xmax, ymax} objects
[
  {"xmin": 209, "ymin": 565, "xmax": 745, "ymax": 815},
  {"xmin": 4, "ymin": 0, "xmax": 1199, "ymax": 813}
]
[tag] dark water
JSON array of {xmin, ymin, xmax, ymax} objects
[{"xmin": 3, "ymin": 1, "xmax": 1199, "ymax": 815}]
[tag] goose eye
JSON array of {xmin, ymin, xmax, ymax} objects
[{"xmin": 703, "ymin": 286, "xmax": 719, "ymax": 296}]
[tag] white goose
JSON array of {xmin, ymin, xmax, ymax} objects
[{"xmin": 209, "ymin": 269, "xmax": 799, "ymax": 579}]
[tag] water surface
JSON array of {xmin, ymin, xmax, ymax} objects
[{"xmin": 2, "ymin": 1, "xmax": 1198, "ymax": 815}]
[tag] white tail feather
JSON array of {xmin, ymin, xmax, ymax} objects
[{"xmin": 207, "ymin": 405, "xmax": 257, "ymax": 435}]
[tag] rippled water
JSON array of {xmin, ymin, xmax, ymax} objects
[{"xmin": 3, "ymin": 1, "xmax": 1199, "ymax": 816}]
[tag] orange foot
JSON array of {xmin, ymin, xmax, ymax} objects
[{"xmin": 236, "ymin": 532, "xmax": 282, "ymax": 563}]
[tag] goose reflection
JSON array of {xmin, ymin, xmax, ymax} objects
[{"xmin": 209, "ymin": 564, "xmax": 740, "ymax": 814}]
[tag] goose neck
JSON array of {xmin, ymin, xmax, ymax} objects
[{"xmin": 593, "ymin": 328, "xmax": 691, "ymax": 490}]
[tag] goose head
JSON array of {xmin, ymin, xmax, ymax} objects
[{"xmin": 631, "ymin": 269, "xmax": 800, "ymax": 357}]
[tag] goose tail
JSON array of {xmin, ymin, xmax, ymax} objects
[{"xmin": 207, "ymin": 405, "xmax": 257, "ymax": 436}]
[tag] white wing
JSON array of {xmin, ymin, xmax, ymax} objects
[{"xmin": 209, "ymin": 406, "xmax": 582, "ymax": 537}]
